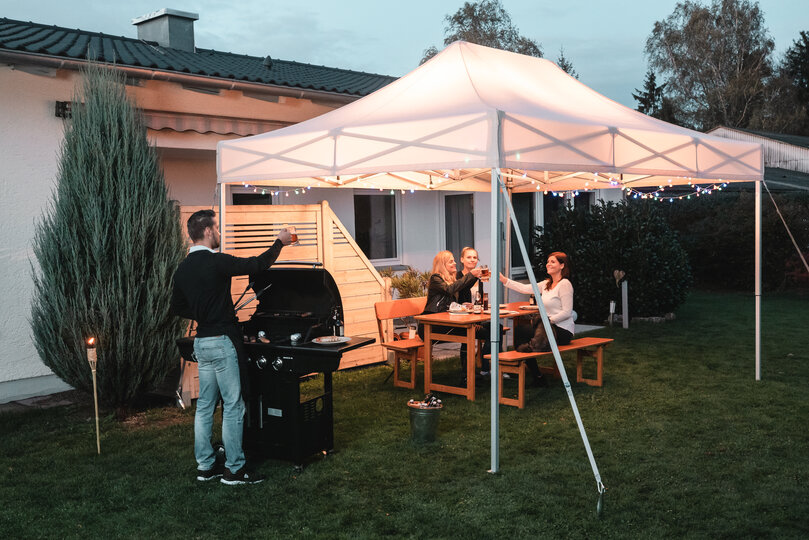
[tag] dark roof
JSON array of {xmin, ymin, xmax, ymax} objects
[
  {"xmin": 0, "ymin": 17, "xmax": 397, "ymax": 97},
  {"xmin": 730, "ymin": 127, "xmax": 809, "ymax": 150}
]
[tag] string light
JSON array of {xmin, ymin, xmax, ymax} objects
[{"xmin": 233, "ymin": 176, "xmax": 731, "ymax": 203}]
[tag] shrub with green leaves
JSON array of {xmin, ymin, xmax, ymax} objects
[
  {"xmin": 531, "ymin": 200, "xmax": 692, "ymax": 323},
  {"xmin": 388, "ymin": 267, "xmax": 431, "ymax": 298},
  {"xmin": 30, "ymin": 64, "xmax": 186, "ymax": 417}
]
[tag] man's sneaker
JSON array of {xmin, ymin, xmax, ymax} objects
[
  {"xmin": 221, "ymin": 466, "xmax": 265, "ymax": 485},
  {"xmin": 196, "ymin": 463, "xmax": 224, "ymax": 482}
]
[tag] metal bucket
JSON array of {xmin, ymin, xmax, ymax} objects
[{"xmin": 408, "ymin": 404, "xmax": 442, "ymax": 443}]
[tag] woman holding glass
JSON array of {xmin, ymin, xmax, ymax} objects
[
  {"xmin": 456, "ymin": 246, "xmax": 498, "ymax": 376},
  {"xmin": 418, "ymin": 250, "xmax": 491, "ymax": 382},
  {"xmin": 499, "ymin": 251, "xmax": 574, "ymax": 385}
]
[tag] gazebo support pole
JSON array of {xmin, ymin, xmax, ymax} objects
[
  {"xmin": 489, "ymin": 167, "xmax": 501, "ymax": 474},
  {"xmin": 755, "ymin": 179, "xmax": 761, "ymax": 380},
  {"xmin": 489, "ymin": 110, "xmax": 505, "ymax": 474},
  {"xmin": 219, "ymin": 183, "xmax": 226, "ymax": 254}
]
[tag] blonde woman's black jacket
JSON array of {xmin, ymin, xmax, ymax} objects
[{"xmin": 422, "ymin": 272, "xmax": 476, "ymax": 314}]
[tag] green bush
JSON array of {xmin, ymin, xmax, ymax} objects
[
  {"xmin": 30, "ymin": 64, "xmax": 186, "ymax": 417},
  {"xmin": 531, "ymin": 200, "xmax": 692, "ymax": 323},
  {"xmin": 384, "ymin": 266, "xmax": 431, "ymax": 298},
  {"xmin": 658, "ymin": 189, "xmax": 809, "ymax": 290}
]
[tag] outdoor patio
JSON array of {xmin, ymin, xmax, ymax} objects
[{"xmin": 1, "ymin": 290, "xmax": 807, "ymax": 538}]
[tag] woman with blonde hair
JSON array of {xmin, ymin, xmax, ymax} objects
[
  {"xmin": 418, "ymin": 250, "xmax": 493, "ymax": 382},
  {"xmin": 422, "ymin": 250, "xmax": 479, "ymax": 315}
]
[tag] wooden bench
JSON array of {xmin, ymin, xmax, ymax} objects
[
  {"xmin": 374, "ymin": 297, "xmax": 428, "ymax": 390},
  {"xmin": 485, "ymin": 336, "xmax": 613, "ymax": 409}
]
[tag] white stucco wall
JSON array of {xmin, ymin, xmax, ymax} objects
[{"xmin": 1, "ymin": 67, "xmax": 78, "ymax": 399}]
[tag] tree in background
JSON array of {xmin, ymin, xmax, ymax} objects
[
  {"xmin": 752, "ymin": 30, "xmax": 809, "ymax": 134},
  {"xmin": 632, "ymin": 69, "xmax": 681, "ymax": 124},
  {"xmin": 556, "ymin": 47, "xmax": 578, "ymax": 79},
  {"xmin": 645, "ymin": 0, "xmax": 774, "ymax": 130},
  {"xmin": 31, "ymin": 64, "xmax": 186, "ymax": 418},
  {"xmin": 420, "ymin": 0, "xmax": 542, "ymax": 64}
]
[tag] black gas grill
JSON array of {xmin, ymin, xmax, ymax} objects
[{"xmin": 176, "ymin": 264, "xmax": 374, "ymax": 468}]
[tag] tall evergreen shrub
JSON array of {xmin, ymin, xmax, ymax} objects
[
  {"xmin": 532, "ymin": 200, "xmax": 691, "ymax": 323},
  {"xmin": 31, "ymin": 64, "xmax": 186, "ymax": 416}
]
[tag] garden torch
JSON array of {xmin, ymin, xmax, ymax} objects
[{"xmin": 86, "ymin": 337, "xmax": 101, "ymax": 454}]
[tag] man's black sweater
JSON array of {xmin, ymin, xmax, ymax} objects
[{"xmin": 170, "ymin": 240, "xmax": 284, "ymax": 337}]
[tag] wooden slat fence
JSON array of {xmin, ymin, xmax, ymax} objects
[{"xmin": 180, "ymin": 202, "xmax": 389, "ymax": 369}]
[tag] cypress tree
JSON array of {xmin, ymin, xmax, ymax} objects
[{"xmin": 31, "ymin": 64, "xmax": 186, "ymax": 417}]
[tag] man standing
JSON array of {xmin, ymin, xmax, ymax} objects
[{"xmin": 171, "ymin": 209, "xmax": 293, "ymax": 485}]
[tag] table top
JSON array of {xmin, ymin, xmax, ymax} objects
[{"xmin": 415, "ymin": 302, "xmax": 535, "ymax": 325}]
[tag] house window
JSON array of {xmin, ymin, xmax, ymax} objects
[
  {"xmin": 444, "ymin": 194, "xmax": 474, "ymax": 259},
  {"xmin": 510, "ymin": 192, "xmax": 535, "ymax": 269},
  {"xmin": 354, "ymin": 193, "xmax": 398, "ymax": 260},
  {"xmin": 232, "ymin": 192, "xmax": 273, "ymax": 205}
]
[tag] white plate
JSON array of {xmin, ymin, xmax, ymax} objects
[
  {"xmin": 483, "ymin": 309, "xmax": 518, "ymax": 315},
  {"xmin": 312, "ymin": 336, "xmax": 351, "ymax": 345},
  {"xmin": 448, "ymin": 310, "xmax": 469, "ymax": 315},
  {"xmin": 519, "ymin": 305, "xmax": 539, "ymax": 310}
]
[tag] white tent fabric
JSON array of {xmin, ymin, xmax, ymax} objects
[{"xmin": 218, "ymin": 41, "xmax": 762, "ymax": 192}]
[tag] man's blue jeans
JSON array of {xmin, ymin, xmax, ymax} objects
[{"xmin": 193, "ymin": 335, "xmax": 246, "ymax": 474}]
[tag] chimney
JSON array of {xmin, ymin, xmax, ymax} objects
[{"xmin": 132, "ymin": 8, "xmax": 199, "ymax": 52}]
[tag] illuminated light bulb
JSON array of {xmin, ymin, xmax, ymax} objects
[
  {"xmin": 522, "ymin": 172, "xmax": 527, "ymax": 178},
  {"xmin": 410, "ymin": 189, "xmax": 414, "ymax": 193},
  {"xmin": 285, "ymin": 192, "xmax": 289, "ymax": 197},
  {"xmin": 390, "ymin": 190, "xmax": 394, "ymax": 195},
  {"xmin": 516, "ymin": 152, "xmax": 521, "ymax": 160}
]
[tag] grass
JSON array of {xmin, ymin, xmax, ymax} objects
[{"xmin": 1, "ymin": 290, "xmax": 808, "ymax": 539}]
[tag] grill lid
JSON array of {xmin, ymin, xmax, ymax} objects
[{"xmin": 249, "ymin": 266, "xmax": 342, "ymax": 317}]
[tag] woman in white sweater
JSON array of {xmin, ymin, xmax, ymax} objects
[{"xmin": 499, "ymin": 251, "xmax": 574, "ymax": 385}]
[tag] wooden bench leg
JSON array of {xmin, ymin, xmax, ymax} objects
[
  {"xmin": 393, "ymin": 351, "xmax": 417, "ymax": 390},
  {"xmin": 498, "ymin": 362, "xmax": 526, "ymax": 409},
  {"xmin": 576, "ymin": 346, "xmax": 604, "ymax": 387}
]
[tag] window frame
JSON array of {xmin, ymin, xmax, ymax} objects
[{"xmin": 353, "ymin": 189, "xmax": 403, "ymax": 266}]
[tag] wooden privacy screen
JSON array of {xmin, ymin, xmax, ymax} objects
[{"xmin": 179, "ymin": 201, "xmax": 389, "ymax": 369}]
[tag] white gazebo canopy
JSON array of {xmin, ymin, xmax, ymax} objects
[
  {"xmin": 218, "ymin": 41, "xmax": 762, "ymax": 193},
  {"xmin": 216, "ymin": 41, "xmax": 765, "ymax": 483}
]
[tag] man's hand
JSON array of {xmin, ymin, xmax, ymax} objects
[{"xmin": 279, "ymin": 228, "xmax": 294, "ymax": 245}]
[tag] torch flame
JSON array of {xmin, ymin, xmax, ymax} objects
[{"xmin": 86, "ymin": 337, "xmax": 96, "ymax": 347}]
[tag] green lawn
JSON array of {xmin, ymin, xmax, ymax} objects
[{"xmin": 2, "ymin": 291, "xmax": 807, "ymax": 539}]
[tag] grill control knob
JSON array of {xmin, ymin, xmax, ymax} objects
[
  {"xmin": 272, "ymin": 357, "xmax": 284, "ymax": 371},
  {"xmin": 256, "ymin": 356, "xmax": 268, "ymax": 370}
]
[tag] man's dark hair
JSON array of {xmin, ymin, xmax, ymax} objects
[{"xmin": 187, "ymin": 209, "xmax": 216, "ymax": 241}]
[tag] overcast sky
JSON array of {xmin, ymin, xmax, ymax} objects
[{"xmin": 2, "ymin": 0, "xmax": 806, "ymax": 107}]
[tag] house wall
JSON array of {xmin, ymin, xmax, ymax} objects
[{"xmin": 1, "ymin": 66, "xmax": 76, "ymax": 400}]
